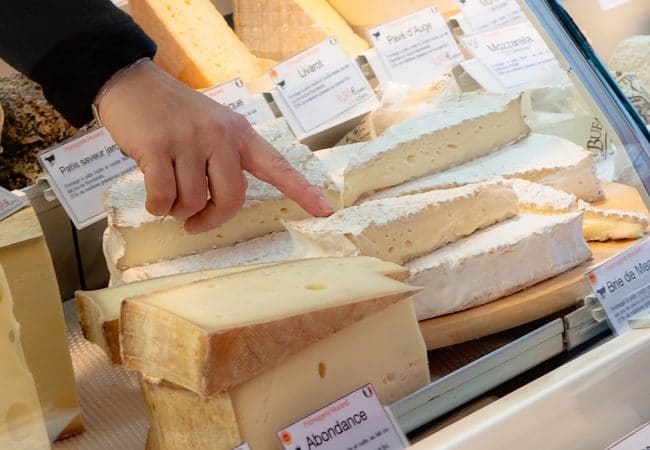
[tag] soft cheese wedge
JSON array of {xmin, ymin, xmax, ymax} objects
[
  {"xmin": 366, "ymin": 133, "xmax": 604, "ymax": 203},
  {"xmin": 233, "ymin": 0, "xmax": 369, "ymax": 60},
  {"xmin": 342, "ymin": 93, "xmax": 530, "ymax": 206},
  {"xmin": 129, "ymin": 0, "xmax": 271, "ymax": 88},
  {"xmin": 507, "ymin": 178, "xmax": 649, "ymax": 241},
  {"xmin": 105, "ymin": 121, "xmax": 340, "ymax": 269},
  {"xmin": 409, "ymin": 213, "xmax": 593, "ymax": 320},
  {"xmin": 120, "ymin": 257, "xmax": 418, "ymax": 396},
  {"xmin": 142, "ymin": 300, "xmax": 429, "ymax": 450},
  {"xmin": 285, "ymin": 181, "xmax": 518, "ymax": 264},
  {"xmin": 0, "ymin": 265, "xmax": 50, "ymax": 450}
]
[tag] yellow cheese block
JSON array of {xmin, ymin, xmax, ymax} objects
[
  {"xmin": 0, "ymin": 208, "xmax": 82, "ymax": 441},
  {"xmin": 142, "ymin": 300, "xmax": 429, "ymax": 450},
  {"xmin": 120, "ymin": 256, "xmax": 417, "ymax": 396},
  {"xmin": 233, "ymin": 0, "xmax": 370, "ymax": 60},
  {"xmin": 129, "ymin": 0, "xmax": 271, "ymax": 89},
  {"xmin": 0, "ymin": 264, "xmax": 50, "ymax": 450}
]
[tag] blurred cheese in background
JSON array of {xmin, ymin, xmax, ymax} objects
[{"xmin": 609, "ymin": 35, "xmax": 650, "ymax": 89}]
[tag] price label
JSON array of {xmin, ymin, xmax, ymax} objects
[
  {"xmin": 232, "ymin": 443, "xmax": 251, "ymax": 450},
  {"xmin": 458, "ymin": 0, "xmax": 527, "ymax": 34},
  {"xmin": 0, "ymin": 186, "xmax": 28, "ymax": 221},
  {"xmin": 277, "ymin": 384, "xmax": 408, "ymax": 450},
  {"xmin": 460, "ymin": 21, "xmax": 562, "ymax": 92},
  {"xmin": 368, "ymin": 7, "xmax": 464, "ymax": 87},
  {"xmin": 586, "ymin": 238, "xmax": 650, "ymax": 335},
  {"xmin": 203, "ymin": 78, "xmax": 275, "ymax": 125},
  {"xmin": 270, "ymin": 37, "xmax": 378, "ymax": 139},
  {"xmin": 37, "ymin": 127, "xmax": 137, "ymax": 229}
]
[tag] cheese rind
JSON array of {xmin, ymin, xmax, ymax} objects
[
  {"xmin": 0, "ymin": 265, "xmax": 50, "ymax": 450},
  {"xmin": 366, "ymin": 134, "xmax": 603, "ymax": 202},
  {"xmin": 408, "ymin": 213, "xmax": 593, "ymax": 320},
  {"xmin": 233, "ymin": 0, "xmax": 369, "ymax": 60},
  {"xmin": 141, "ymin": 300, "xmax": 429, "ymax": 450},
  {"xmin": 120, "ymin": 257, "xmax": 418, "ymax": 395},
  {"xmin": 342, "ymin": 93, "xmax": 530, "ymax": 206},
  {"xmin": 285, "ymin": 181, "xmax": 518, "ymax": 264}
]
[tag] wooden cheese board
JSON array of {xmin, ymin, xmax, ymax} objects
[{"xmin": 418, "ymin": 182, "xmax": 649, "ymax": 350}]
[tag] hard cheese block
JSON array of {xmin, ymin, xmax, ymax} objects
[
  {"xmin": 129, "ymin": 0, "xmax": 271, "ymax": 88},
  {"xmin": 285, "ymin": 181, "xmax": 517, "ymax": 264},
  {"xmin": 0, "ymin": 208, "xmax": 82, "ymax": 441},
  {"xmin": 342, "ymin": 93, "xmax": 530, "ymax": 206},
  {"xmin": 120, "ymin": 256, "xmax": 417, "ymax": 395},
  {"xmin": 233, "ymin": 0, "xmax": 369, "ymax": 60},
  {"xmin": 76, "ymin": 262, "xmax": 273, "ymax": 364},
  {"xmin": 105, "ymin": 121, "xmax": 340, "ymax": 269},
  {"xmin": 507, "ymin": 178, "xmax": 649, "ymax": 242},
  {"xmin": 142, "ymin": 299, "xmax": 429, "ymax": 450},
  {"xmin": 367, "ymin": 133, "xmax": 604, "ymax": 203},
  {"xmin": 0, "ymin": 265, "xmax": 50, "ymax": 450},
  {"xmin": 408, "ymin": 212, "xmax": 593, "ymax": 320}
]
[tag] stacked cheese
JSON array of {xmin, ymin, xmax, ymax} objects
[
  {"xmin": 80, "ymin": 257, "xmax": 429, "ymax": 449},
  {"xmin": 129, "ymin": 0, "xmax": 273, "ymax": 89},
  {"xmin": 233, "ymin": 0, "xmax": 369, "ymax": 60}
]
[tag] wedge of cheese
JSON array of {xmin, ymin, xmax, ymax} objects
[
  {"xmin": 342, "ymin": 93, "xmax": 530, "ymax": 206},
  {"xmin": 285, "ymin": 181, "xmax": 518, "ymax": 264},
  {"xmin": 0, "ymin": 265, "xmax": 50, "ymax": 450},
  {"xmin": 105, "ymin": 124, "xmax": 340, "ymax": 269},
  {"xmin": 506, "ymin": 178, "xmax": 649, "ymax": 242},
  {"xmin": 233, "ymin": 0, "xmax": 369, "ymax": 61},
  {"xmin": 129, "ymin": 0, "xmax": 272, "ymax": 88},
  {"xmin": 142, "ymin": 299, "xmax": 429, "ymax": 450},
  {"xmin": 120, "ymin": 257, "xmax": 417, "ymax": 396},
  {"xmin": 366, "ymin": 133, "xmax": 604, "ymax": 203},
  {"xmin": 409, "ymin": 213, "xmax": 593, "ymax": 320},
  {"xmin": 109, "ymin": 231, "xmax": 293, "ymax": 286}
]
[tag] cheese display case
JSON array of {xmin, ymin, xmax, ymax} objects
[{"xmin": 1, "ymin": 0, "xmax": 649, "ymax": 449}]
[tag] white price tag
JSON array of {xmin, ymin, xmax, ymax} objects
[
  {"xmin": 460, "ymin": 21, "xmax": 562, "ymax": 92},
  {"xmin": 203, "ymin": 78, "xmax": 275, "ymax": 126},
  {"xmin": 596, "ymin": 0, "xmax": 631, "ymax": 11},
  {"xmin": 270, "ymin": 37, "xmax": 378, "ymax": 139},
  {"xmin": 458, "ymin": 0, "xmax": 527, "ymax": 34},
  {"xmin": 277, "ymin": 384, "xmax": 408, "ymax": 450},
  {"xmin": 0, "ymin": 186, "xmax": 28, "ymax": 221},
  {"xmin": 586, "ymin": 238, "xmax": 650, "ymax": 335},
  {"xmin": 37, "ymin": 128, "xmax": 137, "ymax": 229},
  {"xmin": 368, "ymin": 7, "xmax": 464, "ymax": 87},
  {"xmin": 232, "ymin": 443, "xmax": 251, "ymax": 450},
  {"xmin": 607, "ymin": 422, "xmax": 650, "ymax": 449}
]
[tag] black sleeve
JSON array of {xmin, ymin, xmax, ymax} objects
[{"xmin": 0, "ymin": 0, "xmax": 156, "ymax": 127}]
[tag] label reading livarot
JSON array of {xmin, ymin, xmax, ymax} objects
[
  {"xmin": 0, "ymin": 186, "xmax": 28, "ymax": 221},
  {"xmin": 203, "ymin": 78, "xmax": 275, "ymax": 126}
]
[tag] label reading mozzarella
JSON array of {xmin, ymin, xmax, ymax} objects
[
  {"xmin": 0, "ymin": 187, "xmax": 27, "ymax": 221},
  {"xmin": 459, "ymin": 0, "xmax": 526, "ymax": 34},
  {"xmin": 203, "ymin": 78, "xmax": 275, "ymax": 125}
]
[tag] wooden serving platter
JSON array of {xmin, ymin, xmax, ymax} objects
[{"xmin": 418, "ymin": 182, "xmax": 649, "ymax": 350}]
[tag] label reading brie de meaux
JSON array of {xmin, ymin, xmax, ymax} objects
[
  {"xmin": 277, "ymin": 384, "xmax": 408, "ymax": 450},
  {"xmin": 461, "ymin": 21, "xmax": 562, "ymax": 92},
  {"xmin": 458, "ymin": 0, "xmax": 527, "ymax": 34},
  {"xmin": 204, "ymin": 78, "xmax": 275, "ymax": 126},
  {"xmin": 37, "ymin": 127, "xmax": 137, "ymax": 229},
  {"xmin": 368, "ymin": 7, "xmax": 463, "ymax": 87},
  {"xmin": 0, "ymin": 186, "xmax": 28, "ymax": 221},
  {"xmin": 270, "ymin": 37, "xmax": 379, "ymax": 138}
]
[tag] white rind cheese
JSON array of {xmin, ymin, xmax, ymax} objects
[
  {"xmin": 342, "ymin": 93, "xmax": 530, "ymax": 206},
  {"xmin": 285, "ymin": 181, "xmax": 518, "ymax": 264},
  {"xmin": 408, "ymin": 213, "xmax": 593, "ymax": 320},
  {"xmin": 366, "ymin": 133, "xmax": 603, "ymax": 202}
]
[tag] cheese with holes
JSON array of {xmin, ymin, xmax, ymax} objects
[
  {"xmin": 129, "ymin": 0, "xmax": 272, "ymax": 89},
  {"xmin": 367, "ymin": 133, "xmax": 603, "ymax": 202},
  {"xmin": 506, "ymin": 178, "xmax": 649, "ymax": 242},
  {"xmin": 76, "ymin": 263, "xmax": 276, "ymax": 365},
  {"xmin": 409, "ymin": 213, "xmax": 592, "ymax": 320},
  {"xmin": 120, "ymin": 257, "xmax": 416, "ymax": 395},
  {"xmin": 0, "ymin": 208, "xmax": 82, "ymax": 441},
  {"xmin": 105, "ymin": 121, "xmax": 340, "ymax": 269},
  {"xmin": 142, "ymin": 299, "xmax": 429, "ymax": 450},
  {"xmin": 285, "ymin": 181, "xmax": 517, "ymax": 264},
  {"xmin": 342, "ymin": 93, "xmax": 529, "ymax": 206},
  {"xmin": 233, "ymin": 0, "xmax": 369, "ymax": 60},
  {"xmin": 0, "ymin": 265, "xmax": 49, "ymax": 450},
  {"xmin": 108, "ymin": 231, "xmax": 292, "ymax": 286}
]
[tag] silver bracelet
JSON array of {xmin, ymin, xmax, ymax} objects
[{"xmin": 91, "ymin": 57, "xmax": 151, "ymax": 125}]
